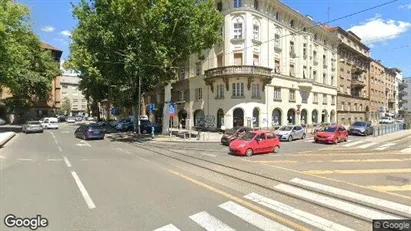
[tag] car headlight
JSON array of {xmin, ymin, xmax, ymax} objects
[{"xmin": 239, "ymin": 144, "xmax": 246, "ymax": 148}]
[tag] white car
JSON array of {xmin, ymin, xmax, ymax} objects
[
  {"xmin": 66, "ymin": 117, "xmax": 76, "ymax": 123},
  {"xmin": 379, "ymin": 117, "xmax": 394, "ymax": 124},
  {"xmin": 40, "ymin": 117, "xmax": 59, "ymax": 129}
]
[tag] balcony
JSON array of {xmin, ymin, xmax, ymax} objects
[
  {"xmin": 274, "ymin": 45, "xmax": 282, "ymax": 53},
  {"xmin": 323, "ymin": 64, "xmax": 328, "ymax": 69},
  {"xmin": 351, "ymin": 77, "xmax": 366, "ymax": 89},
  {"xmin": 352, "ymin": 67, "xmax": 366, "ymax": 75},
  {"xmin": 204, "ymin": 65, "xmax": 273, "ymax": 92},
  {"xmin": 297, "ymin": 78, "xmax": 313, "ymax": 90},
  {"xmin": 289, "ymin": 51, "xmax": 296, "ymax": 58},
  {"xmin": 388, "ymin": 98, "xmax": 396, "ymax": 103},
  {"xmin": 313, "ymin": 60, "xmax": 319, "ymax": 65}
]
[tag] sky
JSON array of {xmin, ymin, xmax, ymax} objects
[{"xmin": 18, "ymin": 0, "xmax": 411, "ymax": 77}]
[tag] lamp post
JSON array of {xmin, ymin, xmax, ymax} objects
[{"xmin": 137, "ymin": 75, "xmax": 141, "ymax": 134}]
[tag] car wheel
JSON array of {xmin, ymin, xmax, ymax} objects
[
  {"xmin": 334, "ymin": 138, "xmax": 338, "ymax": 145},
  {"xmin": 273, "ymin": 146, "xmax": 280, "ymax": 153},
  {"xmin": 301, "ymin": 133, "xmax": 306, "ymax": 139},
  {"xmin": 245, "ymin": 149, "xmax": 253, "ymax": 157},
  {"xmin": 288, "ymin": 135, "xmax": 293, "ymax": 142}
]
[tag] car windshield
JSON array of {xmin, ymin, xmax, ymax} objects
[
  {"xmin": 320, "ymin": 127, "xmax": 337, "ymax": 132},
  {"xmin": 352, "ymin": 122, "xmax": 366, "ymax": 126},
  {"xmin": 279, "ymin": 126, "xmax": 293, "ymax": 131},
  {"xmin": 239, "ymin": 132, "xmax": 256, "ymax": 141},
  {"xmin": 28, "ymin": 121, "xmax": 40, "ymax": 125},
  {"xmin": 225, "ymin": 128, "xmax": 238, "ymax": 135}
]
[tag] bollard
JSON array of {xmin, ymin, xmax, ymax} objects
[{"xmin": 151, "ymin": 126, "xmax": 155, "ymax": 139}]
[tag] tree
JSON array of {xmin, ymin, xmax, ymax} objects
[
  {"xmin": 0, "ymin": 0, "xmax": 60, "ymax": 114},
  {"xmin": 58, "ymin": 97, "xmax": 71, "ymax": 115},
  {"xmin": 67, "ymin": 0, "xmax": 222, "ymax": 132}
]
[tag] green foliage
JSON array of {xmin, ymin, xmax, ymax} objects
[
  {"xmin": 0, "ymin": 0, "xmax": 60, "ymax": 112},
  {"xmin": 59, "ymin": 97, "xmax": 71, "ymax": 115},
  {"xmin": 67, "ymin": 0, "xmax": 223, "ymax": 107}
]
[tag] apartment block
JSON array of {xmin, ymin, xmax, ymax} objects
[{"xmin": 60, "ymin": 70, "xmax": 88, "ymax": 115}]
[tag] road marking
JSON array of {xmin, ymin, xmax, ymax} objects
[
  {"xmin": 47, "ymin": 158, "xmax": 62, "ymax": 162},
  {"xmin": 117, "ymin": 147, "xmax": 124, "ymax": 152},
  {"xmin": 63, "ymin": 157, "xmax": 72, "ymax": 168},
  {"xmin": 342, "ymin": 140, "xmax": 365, "ymax": 147},
  {"xmin": 290, "ymin": 178, "xmax": 411, "ymax": 216},
  {"xmin": 375, "ymin": 143, "xmax": 396, "ymax": 150},
  {"xmin": 169, "ymin": 170, "xmax": 309, "ymax": 231},
  {"xmin": 17, "ymin": 158, "xmax": 33, "ymax": 161},
  {"xmin": 304, "ymin": 168, "xmax": 411, "ymax": 175},
  {"xmin": 154, "ymin": 224, "xmax": 180, "ymax": 231},
  {"xmin": 50, "ymin": 132, "xmax": 59, "ymax": 145},
  {"xmin": 58, "ymin": 146, "xmax": 63, "ymax": 152},
  {"xmin": 61, "ymin": 131, "xmax": 70, "ymax": 134},
  {"xmin": 400, "ymin": 147, "xmax": 411, "ymax": 153},
  {"xmin": 331, "ymin": 158, "xmax": 411, "ymax": 163},
  {"xmin": 357, "ymin": 142, "xmax": 378, "ymax": 149},
  {"xmin": 200, "ymin": 153, "xmax": 217, "ymax": 158},
  {"xmin": 294, "ymin": 152, "xmax": 411, "ymax": 156},
  {"xmin": 0, "ymin": 155, "xmax": 6, "ymax": 159},
  {"xmin": 274, "ymin": 184, "xmax": 402, "ymax": 220},
  {"xmin": 367, "ymin": 185, "xmax": 411, "ymax": 192},
  {"xmin": 76, "ymin": 140, "xmax": 92, "ymax": 147},
  {"xmin": 71, "ymin": 171, "xmax": 96, "ymax": 209},
  {"xmin": 189, "ymin": 211, "xmax": 235, "ymax": 231},
  {"xmin": 219, "ymin": 201, "xmax": 293, "ymax": 231},
  {"xmin": 81, "ymin": 159, "xmax": 90, "ymax": 161},
  {"xmin": 250, "ymin": 158, "xmax": 411, "ymax": 164},
  {"xmin": 244, "ymin": 192, "xmax": 355, "ymax": 231}
]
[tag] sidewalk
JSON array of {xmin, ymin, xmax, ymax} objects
[
  {"xmin": 0, "ymin": 132, "xmax": 16, "ymax": 148},
  {"xmin": 363, "ymin": 129, "xmax": 411, "ymax": 143}
]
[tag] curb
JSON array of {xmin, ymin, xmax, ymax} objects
[
  {"xmin": 0, "ymin": 132, "xmax": 16, "ymax": 148},
  {"xmin": 151, "ymin": 140, "xmax": 220, "ymax": 143}
]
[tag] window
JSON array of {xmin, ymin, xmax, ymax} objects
[
  {"xmin": 234, "ymin": 0, "xmax": 242, "ymax": 8},
  {"xmin": 289, "ymin": 89, "xmax": 296, "ymax": 102},
  {"xmin": 232, "ymin": 82, "xmax": 244, "ymax": 97},
  {"xmin": 290, "ymin": 20, "xmax": 294, "ymax": 28},
  {"xmin": 63, "ymin": 85, "xmax": 68, "ymax": 88},
  {"xmin": 290, "ymin": 41, "xmax": 295, "ymax": 54},
  {"xmin": 73, "ymin": 99, "xmax": 78, "ymax": 103},
  {"xmin": 253, "ymin": 23, "xmax": 259, "ymax": 40},
  {"xmin": 313, "ymin": 70, "xmax": 317, "ymax": 82},
  {"xmin": 253, "ymin": 54, "xmax": 259, "ymax": 66},
  {"xmin": 179, "ymin": 66, "xmax": 185, "ymax": 80},
  {"xmin": 82, "ymin": 99, "xmax": 86, "ymax": 102},
  {"xmin": 322, "ymin": 94, "xmax": 327, "ymax": 104},
  {"xmin": 290, "ymin": 64, "xmax": 295, "ymax": 77},
  {"xmin": 275, "ymin": 12, "xmax": 280, "ymax": 21},
  {"xmin": 323, "ymin": 54, "xmax": 327, "ymax": 65},
  {"xmin": 341, "ymin": 102, "xmax": 345, "ymax": 110},
  {"xmin": 216, "ymin": 1, "xmax": 222, "ymax": 11},
  {"xmin": 303, "ymin": 43, "xmax": 307, "ymax": 57},
  {"xmin": 195, "ymin": 88, "xmax": 202, "ymax": 100},
  {"xmin": 81, "ymin": 105, "xmax": 86, "ymax": 109},
  {"xmin": 275, "ymin": 60, "xmax": 280, "ymax": 74},
  {"xmin": 303, "ymin": 66, "xmax": 307, "ymax": 79},
  {"xmin": 313, "ymin": 51, "xmax": 317, "ymax": 62},
  {"xmin": 234, "ymin": 53, "xmax": 243, "ymax": 65},
  {"xmin": 267, "ymin": 133, "xmax": 276, "ymax": 139},
  {"xmin": 331, "ymin": 75, "xmax": 334, "ymax": 86},
  {"xmin": 251, "ymin": 83, "xmax": 260, "ymax": 98},
  {"xmin": 216, "ymin": 84, "xmax": 224, "ymax": 98},
  {"xmin": 273, "ymin": 87, "xmax": 281, "ymax": 100},
  {"xmin": 323, "ymin": 73, "xmax": 327, "ymax": 84},
  {"xmin": 313, "ymin": 93, "xmax": 318, "ymax": 103},
  {"xmin": 301, "ymin": 91, "xmax": 309, "ymax": 103},
  {"xmin": 196, "ymin": 62, "xmax": 201, "ymax": 76},
  {"xmin": 359, "ymin": 104, "xmax": 362, "ymax": 111},
  {"xmin": 331, "ymin": 95, "xmax": 336, "ymax": 105},
  {"xmin": 254, "ymin": 0, "xmax": 259, "ymax": 10},
  {"xmin": 233, "ymin": 22, "xmax": 243, "ymax": 39},
  {"xmin": 274, "ymin": 34, "xmax": 281, "ymax": 48},
  {"xmin": 179, "ymin": 91, "xmax": 185, "ymax": 101},
  {"xmin": 217, "ymin": 54, "xmax": 223, "ymax": 67}
]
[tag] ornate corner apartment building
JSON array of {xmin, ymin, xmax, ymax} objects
[
  {"xmin": 323, "ymin": 27, "xmax": 372, "ymax": 125},
  {"xmin": 155, "ymin": 0, "xmax": 339, "ymax": 130}
]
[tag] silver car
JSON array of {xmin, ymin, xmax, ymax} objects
[
  {"xmin": 22, "ymin": 121, "xmax": 44, "ymax": 133},
  {"xmin": 276, "ymin": 125, "xmax": 306, "ymax": 142}
]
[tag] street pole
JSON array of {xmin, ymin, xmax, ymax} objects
[{"xmin": 137, "ymin": 75, "xmax": 141, "ymax": 134}]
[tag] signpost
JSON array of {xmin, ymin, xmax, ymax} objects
[{"xmin": 168, "ymin": 104, "xmax": 175, "ymax": 136}]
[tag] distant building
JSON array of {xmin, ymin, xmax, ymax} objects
[
  {"xmin": 60, "ymin": 69, "xmax": 88, "ymax": 115},
  {"xmin": 403, "ymin": 78, "xmax": 411, "ymax": 111}
]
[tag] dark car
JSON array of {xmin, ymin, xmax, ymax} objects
[
  {"xmin": 221, "ymin": 127, "xmax": 253, "ymax": 146},
  {"xmin": 140, "ymin": 121, "xmax": 162, "ymax": 134},
  {"xmin": 74, "ymin": 124, "xmax": 105, "ymax": 140},
  {"xmin": 348, "ymin": 121, "xmax": 373, "ymax": 136}
]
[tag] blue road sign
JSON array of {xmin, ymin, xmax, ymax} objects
[
  {"xmin": 148, "ymin": 104, "xmax": 155, "ymax": 112},
  {"xmin": 168, "ymin": 104, "xmax": 175, "ymax": 116}
]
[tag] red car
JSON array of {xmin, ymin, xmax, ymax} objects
[
  {"xmin": 229, "ymin": 130, "xmax": 281, "ymax": 156},
  {"xmin": 314, "ymin": 125, "xmax": 348, "ymax": 144}
]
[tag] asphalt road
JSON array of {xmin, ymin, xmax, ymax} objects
[{"xmin": 1, "ymin": 123, "xmax": 410, "ymax": 231}]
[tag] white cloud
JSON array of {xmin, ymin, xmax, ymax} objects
[
  {"xmin": 41, "ymin": 25, "xmax": 55, "ymax": 32},
  {"xmin": 348, "ymin": 14, "xmax": 411, "ymax": 45},
  {"xmin": 398, "ymin": 4, "xmax": 411, "ymax": 9},
  {"xmin": 60, "ymin": 30, "xmax": 72, "ymax": 37}
]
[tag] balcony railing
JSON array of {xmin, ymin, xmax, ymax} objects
[
  {"xmin": 351, "ymin": 77, "xmax": 366, "ymax": 88},
  {"xmin": 204, "ymin": 65, "xmax": 272, "ymax": 79}
]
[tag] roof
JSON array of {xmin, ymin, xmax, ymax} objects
[{"xmin": 40, "ymin": 41, "xmax": 62, "ymax": 52}]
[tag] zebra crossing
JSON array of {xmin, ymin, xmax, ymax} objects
[
  {"xmin": 339, "ymin": 140, "xmax": 400, "ymax": 151},
  {"xmin": 154, "ymin": 178, "xmax": 411, "ymax": 231}
]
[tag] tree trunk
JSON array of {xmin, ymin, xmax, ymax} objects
[
  {"xmin": 141, "ymin": 92, "xmax": 146, "ymax": 115},
  {"xmin": 132, "ymin": 105, "xmax": 139, "ymax": 134}
]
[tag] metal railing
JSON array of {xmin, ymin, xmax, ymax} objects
[{"xmin": 372, "ymin": 123, "xmax": 406, "ymax": 137}]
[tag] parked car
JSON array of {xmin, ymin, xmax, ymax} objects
[
  {"xmin": 313, "ymin": 122, "xmax": 336, "ymax": 134},
  {"xmin": 275, "ymin": 125, "xmax": 306, "ymax": 142},
  {"xmin": 348, "ymin": 121, "xmax": 373, "ymax": 136},
  {"xmin": 314, "ymin": 125, "xmax": 348, "ymax": 144},
  {"xmin": 140, "ymin": 121, "xmax": 162, "ymax": 134},
  {"xmin": 220, "ymin": 127, "xmax": 253, "ymax": 146},
  {"xmin": 74, "ymin": 124, "xmax": 105, "ymax": 140},
  {"xmin": 229, "ymin": 130, "xmax": 281, "ymax": 156},
  {"xmin": 379, "ymin": 117, "xmax": 394, "ymax": 124},
  {"xmin": 67, "ymin": 117, "xmax": 76, "ymax": 123},
  {"xmin": 22, "ymin": 121, "xmax": 43, "ymax": 133},
  {"xmin": 40, "ymin": 117, "xmax": 59, "ymax": 129}
]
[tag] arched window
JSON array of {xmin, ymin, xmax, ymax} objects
[{"xmin": 290, "ymin": 20, "xmax": 294, "ymax": 28}]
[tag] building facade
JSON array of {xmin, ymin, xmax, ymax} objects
[
  {"xmin": 369, "ymin": 60, "xmax": 387, "ymax": 121},
  {"xmin": 324, "ymin": 27, "xmax": 371, "ymax": 125},
  {"xmin": 403, "ymin": 78, "xmax": 411, "ymax": 111},
  {"xmin": 385, "ymin": 68, "xmax": 397, "ymax": 116},
  {"xmin": 60, "ymin": 70, "xmax": 88, "ymax": 115},
  {"xmin": 157, "ymin": 0, "xmax": 339, "ymax": 130},
  {"xmin": 392, "ymin": 68, "xmax": 403, "ymax": 114}
]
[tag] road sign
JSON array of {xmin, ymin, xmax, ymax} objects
[
  {"xmin": 168, "ymin": 104, "xmax": 175, "ymax": 117},
  {"xmin": 148, "ymin": 104, "xmax": 155, "ymax": 112}
]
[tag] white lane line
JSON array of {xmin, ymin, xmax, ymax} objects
[
  {"xmin": 289, "ymin": 178, "xmax": 411, "ymax": 216},
  {"xmin": 357, "ymin": 142, "xmax": 378, "ymax": 149},
  {"xmin": 375, "ymin": 143, "xmax": 396, "ymax": 150},
  {"xmin": 71, "ymin": 171, "xmax": 96, "ymax": 209},
  {"xmin": 154, "ymin": 224, "xmax": 181, "ymax": 231},
  {"xmin": 0, "ymin": 156, "xmax": 6, "ymax": 159},
  {"xmin": 219, "ymin": 201, "xmax": 293, "ymax": 231},
  {"xmin": 17, "ymin": 158, "xmax": 33, "ymax": 161},
  {"xmin": 342, "ymin": 140, "xmax": 365, "ymax": 147},
  {"xmin": 81, "ymin": 159, "xmax": 90, "ymax": 161},
  {"xmin": 189, "ymin": 211, "xmax": 235, "ymax": 231},
  {"xmin": 63, "ymin": 157, "xmax": 72, "ymax": 168},
  {"xmin": 400, "ymin": 147, "xmax": 411, "ymax": 153},
  {"xmin": 47, "ymin": 159, "xmax": 62, "ymax": 162},
  {"xmin": 50, "ymin": 131, "xmax": 59, "ymax": 145},
  {"xmin": 200, "ymin": 153, "xmax": 217, "ymax": 158},
  {"xmin": 81, "ymin": 140, "xmax": 92, "ymax": 147},
  {"xmin": 58, "ymin": 146, "xmax": 63, "ymax": 152},
  {"xmin": 61, "ymin": 131, "xmax": 70, "ymax": 134},
  {"xmin": 244, "ymin": 193, "xmax": 354, "ymax": 231}
]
